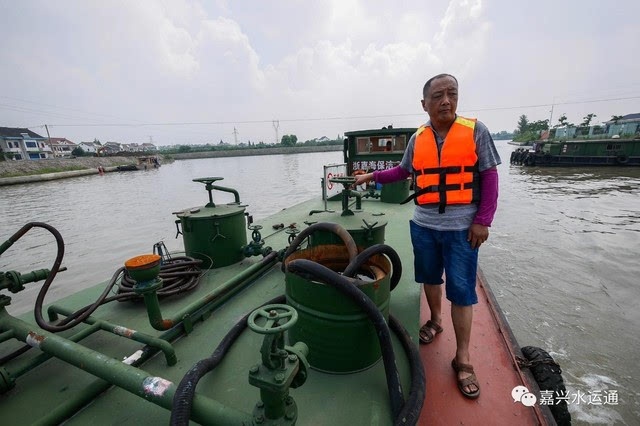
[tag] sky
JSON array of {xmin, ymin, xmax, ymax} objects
[{"xmin": 1, "ymin": 0, "xmax": 639, "ymax": 146}]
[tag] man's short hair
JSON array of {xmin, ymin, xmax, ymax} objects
[{"xmin": 423, "ymin": 73, "xmax": 458, "ymax": 98}]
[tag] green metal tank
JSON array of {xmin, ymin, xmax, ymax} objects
[
  {"xmin": 284, "ymin": 245, "xmax": 391, "ymax": 373},
  {"xmin": 308, "ymin": 176, "xmax": 387, "ymax": 248},
  {"xmin": 174, "ymin": 177, "xmax": 247, "ymax": 269},
  {"xmin": 380, "ymin": 178, "xmax": 411, "ymax": 204}
]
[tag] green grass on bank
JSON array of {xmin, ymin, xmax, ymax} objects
[{"xmin": 0, "ymin": 165, "xmax": 89, "ymax": 178}]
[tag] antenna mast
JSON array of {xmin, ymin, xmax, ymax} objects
[{"xmin": 233, "ymin": 127, "xmax": 239, "ymax": 145}]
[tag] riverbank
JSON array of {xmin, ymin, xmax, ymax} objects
[
  {"xmin": 0, "ymin": 156, "xmax": 173, "ymax": 186},
  {"xmin": 170, "ymin": 144, "xmax": 341, "ymax": 160}
]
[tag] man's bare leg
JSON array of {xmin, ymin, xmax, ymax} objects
[
  {"xmin": 451, "ymin": 304, "xmax": 477, "ymax": 393},
  {"xmin": 423, "ymin": 284, "xmax": 443, "ymax": 328}
]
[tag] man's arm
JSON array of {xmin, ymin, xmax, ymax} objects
[{"xmin": 468, "ymin": 122, "xmax": 501, "ymax": 249}]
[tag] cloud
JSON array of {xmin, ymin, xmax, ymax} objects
[{"xmin": 0, "ymin": 0, "xmax": 505, "ymax": 143}]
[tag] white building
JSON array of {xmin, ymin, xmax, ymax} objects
[
  {"xmin": 48, "ymin": 137, "xmax": 77, "ymax": 158},
  {"xmin": 79, "ymin": 141, "xmax": 100, "ymax": 154},
  {"xmin": 0, "ymin": 127, "xmax": 53, "ymax": 160}
]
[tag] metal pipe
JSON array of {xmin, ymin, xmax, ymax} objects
[
  {"xmin": 141, "ymin": 253, "xmax": 278, "ymax": 331},
  {"xmin": 33, "ymin": 317, "xmax": 191, "ymax": 425},
  {"xmin": 5, "ymin": 322, "xmax": 101, "ymax": 378},
  {"xmin": 0, "ymin": 329, "xmax": 13, "ymax": 344},
  {"xmin": 211, "ymin": 184, "xmax": 240, "ymax": 203},
  {"xmin": 47, "ymin": 306, "xmax": 177, "ymax": 366},
  {"xmin": 0, "ymin": 310, "xmax": 254, "ymax": 426},
  {"xmin": 348, "ymin": 190, "xmax": 362, "ymax": 210}
]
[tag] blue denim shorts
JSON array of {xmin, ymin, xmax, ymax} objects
[{"xmin": 409, "ymin": 220, "xmax": 478, "ymax": 306}]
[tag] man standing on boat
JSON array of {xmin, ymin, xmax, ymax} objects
[{"xmin": 354, "ymin": 73, "xmax": 500, "ymax": 398}]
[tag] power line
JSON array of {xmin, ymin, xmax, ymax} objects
[
  {"xmin": 23, "ymin": 95, "xmax": 640, "ymax": 128},
  {"xmin": 0, "ymin": 95, "xmax": 147, "ymax": 123}
]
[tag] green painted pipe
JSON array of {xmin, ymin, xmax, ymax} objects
[
  {"xmin": 47, "ymin": 306, "xmax": 177, "ymax": 366},
  {"xmin": 141, "ymin": 253, "xmax": 277, "ymax": 331},
  {"xmin": 348, "ymin": 190, "xmax": 362, "ymax": 210},
  {"xmin": 0, "ymin": 309, "xmax": 254, "ymax": 426},
  {"xmin": 0, "ymin": 329, "xmax": 13, "ymax": 344},
  {"xmin": 5, "ymin": 322, "xmax": 101, "ymax": 378},
  {"xmin": 33, "ymin": 321, "xmax": 189, "ymax": 425},
  {"xmin": 211, "ymin": 184, "xmax": 240, "ymax": 203}
]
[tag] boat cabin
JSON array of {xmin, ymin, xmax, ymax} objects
[{"xmin": 343, "ymin": 127, "xmax": 416, "ymax": 175}]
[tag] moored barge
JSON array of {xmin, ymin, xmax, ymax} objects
[{"xmin": 510, "ymin": 138, "xmax": 640, "ymax": 166}]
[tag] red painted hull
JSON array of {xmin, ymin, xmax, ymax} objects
[{"xmin": 418, "ymin": 270, "xmax": 554, "ymax": 425}]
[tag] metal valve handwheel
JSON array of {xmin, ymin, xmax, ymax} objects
[
  {"xmin": 248, "ymin": 304, "xmax": 298, "ymax": 334},
  {"xmin": 192, "ymin": 177, "xmax": 224, "ymax": 185},
  {"xmin": 329, "ymin": 176, "xmax": 356, "ymax": 186}
]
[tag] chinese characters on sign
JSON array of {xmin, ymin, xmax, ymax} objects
[{"xmin": 352, "ymin": 160, "xmax": 398, "ymax": 171}]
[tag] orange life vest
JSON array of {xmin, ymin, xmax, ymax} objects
[{"xmin": 402, "ymin": 116, "xmax": 479, "ymax": 213}]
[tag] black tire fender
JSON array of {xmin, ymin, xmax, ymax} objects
[
  {"xmin": 616, "ymin": 154, "xmax": 629, "ymax": 164},
  {"xmin": 521, "ymin": 346, "xmax": 572, "ymax": 426}
]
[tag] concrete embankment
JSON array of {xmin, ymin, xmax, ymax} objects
[
  {"xmin": 0, "ymin": 166, "xmax": 121, "ymax": 186},
  {"xmin": 171, "ymin": 145, "xmax": 342, "ymax": 160},
  {"xmin": 0, "ymin": 156, "xmax": 172, "ymax": 187}
]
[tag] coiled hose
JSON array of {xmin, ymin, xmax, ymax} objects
[
  {"xmin": 0, "ymin": 222, "xmax": 202, "ymax": 364},
  {"xmin": 281, "ymin": 222, "xmax": 358, "ymax": 272},
  {"xmin": 342, "ymin": 243, "xmax": 402, "ymax": 291},
  {"xmin": 170, "ymin": 295, "xmax": 286, "ymax": 426}
]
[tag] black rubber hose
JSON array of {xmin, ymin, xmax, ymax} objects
[
  {"xmin": 287, "ymin": 259, "xmax": 405, "ymax": 420},
  {"xmin": 342, "ymin": 244, "xmax": 403, "ymax": 291},
  {"xmin": 281, "ymin": 222, "xmax": 358, "ymax": 272},
  {"xmin": 0, "ymin": 223, "xmax": 203, "ymax": 364},
  {"xmin": 170, "ymin": 295, "xmax": 286, "ymax": 426},
  {"xmin": 117, "ymin": 256, "xmax": 202, "ymax": 297},
  {"xmin": 389, "ymin": 315, "xmax": 425, "ymax": 426}
]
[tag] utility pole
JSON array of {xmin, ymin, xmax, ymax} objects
[
  {"xmin": 272, "ymin": 120, "xmax": 280, "ymax": 144},
  {"xmin": 549, "ymin": 104, "xmax": 554, "ymax": 129},
  {"xmin": 233, "ymin": 127, "xmax": 239, "ymax": 145},
  {"xmin": 44, "ymin": 124, "xmax": 52, "ymax": 143},
  {"xmin": 44, "ymin": 124, "xmax": 52, "ymax": 157}
]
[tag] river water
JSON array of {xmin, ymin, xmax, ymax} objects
[{"xmin": 0, "ymin": 145, "xmax": 638, "ymax": 424}]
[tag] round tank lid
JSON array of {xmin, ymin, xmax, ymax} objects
[{"xmin": 174, "ymin": 203, "xmax": 246, "ymax": 219}]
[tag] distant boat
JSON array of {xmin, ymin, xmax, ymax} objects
[
  {"xmin": 507, "ymin": 140, "xmax": 533, "ymax": 147},
  {"xmin": 510, "ymin": 138, "xmax": 640, "ymax": 166},
  {"xmin": 117, "ymin": 156, "xmax": 161, "ymax": 171}
]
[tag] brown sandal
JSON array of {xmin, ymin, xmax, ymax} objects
[
  {"xmin": 451, "ymin": 358, "xmax": 480, "ymax": 399},
  {"xmin": 419, "ymin": 320, "xmax": 443, "ymax": 344}
]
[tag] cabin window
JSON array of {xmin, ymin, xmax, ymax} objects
[
  {"xmin": 393, "ymin": 135, "xmax": 406, "ymax": 152},
  {"xmin": 356, "ymin": 137, "xmax": 370, "ymax": 153},
  {"xmin": 369, "ymin": 136, "xmax": 402, "ymax": 153}
]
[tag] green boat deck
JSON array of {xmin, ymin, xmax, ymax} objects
[{"xmin": 0, "ymin": 196, "xmax": 420, "ymax": 425}]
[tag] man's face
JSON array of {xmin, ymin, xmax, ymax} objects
[{"xmin": 421, "ymin": 76, "xmax": 458, "ymax": 124}]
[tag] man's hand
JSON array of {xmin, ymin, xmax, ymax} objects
[
  {"xmin": 352, "ymin": 172, "xmax": 373, "ymax": 188},
  {"xmin": 467, "ymin": 224, "xmax": 489, "ymax": 249}
]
